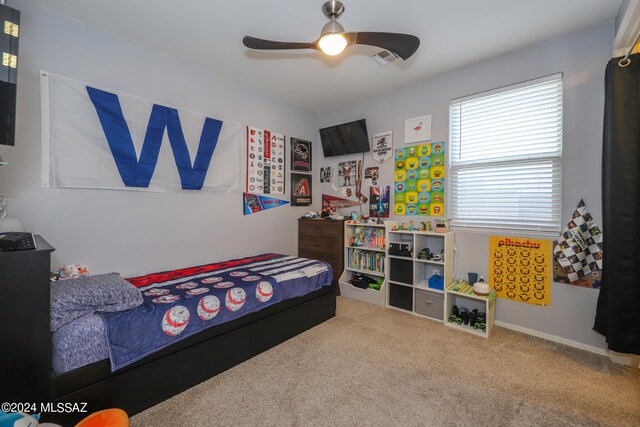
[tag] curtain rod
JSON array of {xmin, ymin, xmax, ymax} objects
[{"xmin": 619, "ymin": 30, "xmax": 640, "ymax": 67}]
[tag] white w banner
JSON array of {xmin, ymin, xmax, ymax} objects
[{"xmin": 41, "ymin": 72, "xmax": 244, "ymax": 193}]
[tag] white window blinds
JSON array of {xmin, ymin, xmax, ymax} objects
[{"xmin": 449, "ymin": 74, "xmax": 563, "ymax": 233}]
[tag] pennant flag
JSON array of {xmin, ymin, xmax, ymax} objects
[
  {"xmin": 243, "ymin": 193, "xmax": 289, "ymax": 215},
  {"xmin": 322, "ymin": 194, "xmax": 361, "ymax": 214},
  {"xmin": 553, "ymin": 200, "xmax": 603, "ymax": 283}
]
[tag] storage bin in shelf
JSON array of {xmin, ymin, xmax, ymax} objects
[
  {"xmin": 339, "ymin": 269, "xmax": 386, "ymax": 307},
  {"xmin": 444, "ymin": 280, "xmax": 497, "ymax": 338}
]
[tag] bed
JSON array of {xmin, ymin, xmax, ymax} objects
[{"xmin": 45, "ymin": 253, "xmax": 336, "ymax": 425}]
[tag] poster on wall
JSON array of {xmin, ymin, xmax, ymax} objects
[
  {"xmin": 404, "ymin": 115, "xmax": 432, "ymax": 144},
  {"xmin": 243, "ymin": 193, "xmax": 289, "ymax": 215},
  {"xmin": 553, "ymin": 199, "xmax": 604, "ymax": 285},
  {"xmin": 552, "ymin": 244, "xmax": 602, "ymax": 288},
  {"xmin": 364, "ymin": 167, "xmax": 379, "ymax": 186},
  {"xmin": 291, "ymin": 137, "xmax": 312, "ymax": 172},
  {"xmin": 320, "ymin": 166, "xmax": 333, "ymax": 183},
  {"xmin": 489, "ymin": 236, "xmax": 551, "ymax": 306},
  {"xmin": 291, "ymin": 173, "xmax": 312, "ymax": 206},
  {"xmin": 372, "ymin": 130, "xmax": 393, "ymax": 163},
  {"xmin": 369, "ymin": 186, "xmax": 390, "ymax": 218},
  {"xmin": 394, "ymin": 142, "xmax": 445, "ymax": 216},
  {"xmin": 338, "ymin": 161, "xmax": 356, "ymax": 187},
  {"xmin": 246, "ymin": 126, "xmax": 285, "ymax": 195}
]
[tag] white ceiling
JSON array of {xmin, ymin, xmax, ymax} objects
[{"xmin": 28, "ymin": 0, "xmax": 622, "ymax": 113}]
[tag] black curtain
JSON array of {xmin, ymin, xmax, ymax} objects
[{"xmin": 593, "ymin": 53, "xmax": 640, "ymax": 355}]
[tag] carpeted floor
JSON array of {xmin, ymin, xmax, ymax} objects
[{"xmin": 131, "ymin": 297, "xmax": 640, "ymax": 426}]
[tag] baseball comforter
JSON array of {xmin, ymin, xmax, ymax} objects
[{"xmin": 102, "ymin": 254, "xmax": 332, "ymax": 371}]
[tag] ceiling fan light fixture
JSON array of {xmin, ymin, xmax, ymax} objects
[
  {"xmin": 318, "ymin": 33, "xmax": 347, "ymax": 56},
  {"xmin": 318, "ymin": 20, "xmax": 347, "ymax": 56}
]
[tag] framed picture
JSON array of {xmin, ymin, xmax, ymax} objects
[
  {"xmin": 338, "ymin": 160, "xmax": 356, "ymax": 187},
  {"xmin": 291, "ymin": 138, "xmax": 312, "ymax": 172},
  {"xmin": 404, "ymin": 115, "xmax": 432, "ymax": 144},
  {"xmin": 320, "ymin": 166, "xmax": 332, "ymax": 183},
  {"xmin": 291, "ymin": 173, "xmax": 312, "ymax": 206}
]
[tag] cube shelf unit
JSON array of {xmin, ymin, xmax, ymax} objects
[
  {"xmin": 338, "ymin": 221, "xmax": 392, "ymax": 307},
  {"xmin": 444, "ymin": 280, "xmax": 496, "ymax": 338},
  {"xmin": 386, "ymin": 229, "xmax": 454, "ymax": 322}
]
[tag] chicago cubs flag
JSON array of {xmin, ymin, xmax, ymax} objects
[{"xmin": 41, "ymin": 72, "xmax": 243, "ymax": 193}]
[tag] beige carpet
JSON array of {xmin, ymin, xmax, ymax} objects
[{"xmin": 131, "ymin": 297, "xmax": 640, "ymax": 426}]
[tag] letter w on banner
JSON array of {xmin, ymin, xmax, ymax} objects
[{"xmin": 41, "ymin": 72, "xmax": 243, "ymax": 193}]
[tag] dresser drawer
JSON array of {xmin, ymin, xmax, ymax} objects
[
  {"xmin": 299, "ymin": 239, "xmax": 341, "ymax": 257},
  {"xmin": 298, "ymin": 220, "xmax": 343, "ymax": 239},
  {"xmin": 414, "ymin": 289, "xmax": 444, "ymax": 320}
]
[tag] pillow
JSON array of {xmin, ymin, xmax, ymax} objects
[{"xmin": 51, "ymin": 273, "xmax": 143, "ymax": 332}]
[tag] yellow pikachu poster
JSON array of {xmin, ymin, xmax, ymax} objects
[{"xmin": 489, "ymin": 236, "xmax": 551, "ymax": 306}]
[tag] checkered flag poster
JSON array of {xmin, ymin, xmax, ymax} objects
[{"xmin": 553, "ymin": 200, "xmax": 603, "ymax": 283}]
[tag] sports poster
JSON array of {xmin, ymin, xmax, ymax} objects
[
  {"xmin": 489, "ymin": 236, "xmax": 551, "ymax": 306},
  {"xmin": 370, "ymin": 186, "xmax": 390, "ymax": 218},
  {"xmin": 394, "ymin": 142, "xmax": 445, "ymax": 216},
  {"xmin": 246, "ymin": 126, "xmax": 285, "ymax": 195},
  {"xmin": 291, "ymin": 137, "xmax": 312, "ymax": 172},
  {"xmin": 372, "ymin": 130, "xmax": 393, "ymax": 163},
  {"xmin": 338, "ymin": 160, "xmax": 356, "ymax": 187},
  {"xmin": 291, "ymin": 173, "xmax": 312, "ymax": 206},
  {"xmin": 365, "ymin": 167, "xmax": 379, "ymax": 186}
]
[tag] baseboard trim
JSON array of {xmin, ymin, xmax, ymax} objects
[{"xmin": 494, "ymin": 320, "xmax": 608, "ymax": 356}]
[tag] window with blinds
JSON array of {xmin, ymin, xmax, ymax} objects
[{"xmin": 449, "ymin": 74, "xmax": 563, "ymax": 233}]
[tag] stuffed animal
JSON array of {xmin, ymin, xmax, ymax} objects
[
  {"xmin": 0, "ymin": 410, "xmax": 61, "ymax": 427},
  {"xmin": 58, "ymin": 264, "xmax": 79, "ymax": 280},
  {"xmin": 76, "ymin": 264, "xmax": 90, "ymax": 276},
  {"xmin": 57, "ymin": 264, "xmax": 90, "ymax": 280}
]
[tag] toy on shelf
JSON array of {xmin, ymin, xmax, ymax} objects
[
  {"xmin": 432, "ymin": 249, "xmax": 445, "ymax": 262},
  {"xmin": 448, "ymin": 305, "xmax": 487, "ymax": 331},
  {"xmin": 418, "ymin": 247, "xmax": 433, "ymax": 260},
  {"xmin": 391, "ymin": 224, "xmax": 398, "ymax": 231},
  {"xmin": 435, "ymin": 219, "xmax": 450, "ymax": 233},
  {"xmin": 351, "ymin": 227, "xmax": 364, "ymax": 247},
  {"xmin": 408, "ymin": 221, "xmax": 415, "ymax": 230}
]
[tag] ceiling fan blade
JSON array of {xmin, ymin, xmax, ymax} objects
[
  {"xmin": 344, "ymin": 32, "xmax": 420, "ymax": 60},
  {"xmin": 243, "ymin": 36, "xmax": 315, "ymax": 51}
]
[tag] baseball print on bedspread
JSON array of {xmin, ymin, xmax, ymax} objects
[{"xmin": 101, "ymin": 254, "xmax": 333, "ymax": 371}]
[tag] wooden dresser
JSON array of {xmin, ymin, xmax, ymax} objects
[{"xmin": 298, "ymin": 218, "xmax": 344, "ymax": 293}]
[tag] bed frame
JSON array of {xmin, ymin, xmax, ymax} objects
[
  {"xmin": 48, "ymin": 285, "xmax": 336, "ymax": 425},
  {"xmin": 1, "ymin": 237, "xmax": 337, "ymax": 425}
]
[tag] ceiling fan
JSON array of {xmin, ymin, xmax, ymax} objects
[{"xmin": 243, "ymin": 1, "xmax": 420, "ymax": 61}]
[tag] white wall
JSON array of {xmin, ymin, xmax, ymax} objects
[
  {"xmin": 0, "ymin": 0, "xmax": 317, "ymax": 276},
  {"xmin": 315, "ymin": 23, "xmax": 613, "ymax": 351}
]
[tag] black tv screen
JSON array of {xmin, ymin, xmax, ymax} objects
[{"xmin": 319, "ymin": 119, "xmax": 370, "ymax": 157}]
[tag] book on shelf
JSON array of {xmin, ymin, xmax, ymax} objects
[{"xmin": 347, "ymin": 248, "xmax": 385, "ymax": 273}]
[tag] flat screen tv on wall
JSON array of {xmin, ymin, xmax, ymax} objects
[{"xmin": 319, "ymin": 119, "xmax": 370, "ymax": 157}]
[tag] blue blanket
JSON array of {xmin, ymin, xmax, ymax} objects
[{"xmin": 101, "ymin": 254, "xmax": 332, "ymax": 370}]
